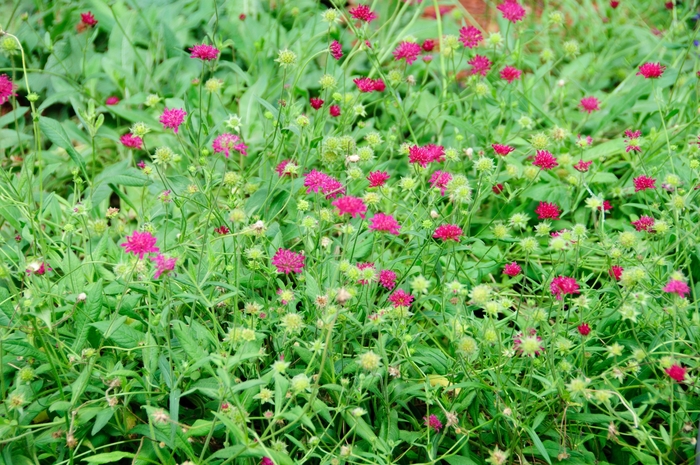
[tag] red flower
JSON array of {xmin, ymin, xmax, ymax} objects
[
  {"xmin": 261, "ymin": 457, "xmax": 274, "ymax": 465},
  {"xmin": 329, "ymin": 105, "xmax": 341, "ymax": 117},
  {"xmin": 80, "ymin": 12, "xmax": 98, "ymax": 28},
  {"xmin": 631, "ymin": 215, "xmax": 654, "ymax": 232},
  {"xmin": 409, "ymin": 144, "xmax": 444, "ymax": 167},
  {"xmin": 332, "ymin": 196, "xmax": 367, "ymax": 219},
  {"xmin": 633, "ymin": 175, "xmax": 656, "ymax": 192},
  {"xmin": 120, "ymin": 231, "xmax": 159, "ymax": 259},
  {"xmin": 492, "ymin": 183, "xmax": 505, "ymax": 194},
  {"xmin": 497, "ymin": 0, "xmax": 526, "ymax": 23},
  {"xmin": 599, "ymin": 200, "xmax": 613, "ymax": 212},
  {"xmin": 272, "ymin": 248, "xmax": 305, "ymax": 274},
  {"xmin": 433, "ymin": 224, "xmax": 463, "ymax": 242},
  {"xmin": 663, "ymin": 279, "xmax": 690, "ymax": 298},
  {"xmin": 532, "ymin": 150, "xmax": 558, "ymax": 170},
  {"xmin": 378, "ymin": 270, "xmax": 397, "ymax": 289},
  {"xmin": 468, "ymin": 55, "xmax": 492, "ymax": 76},
  {"xmin": 500, "ymin": 66, "xmax": 522, "ymax": 83},
  {"xmin": 369, "ymin": 213, "xmax": 401, "ymax": 235},
  {"xmin": 354, "ymin": 77, "xmax": 376, "ymax": 93},
  {"xmin": 373, "ymin": 79, "xmax": 386, "ymax": 92},
  {"xmin": 424, "ymin": 414, "xmax": 443, "ymax": 432},
  {"xmin": 492, "ymin": 144, "xmax": 515, "ymax": 156},
  {"xmin": 329, "ymin": 40, "xmax": 343, "ymax": 60},
  {"xmin": 367, "ymin": 171, "xmax": 390, "ymax": 187},
  {"xmin": 0, "ymin": 75, "xmax": 17, "ymax": 104},
  {"xmin": 214, "ymin": 225, "xmax": 230, "ymax": 235},
  {"xmin": 160, "ymin": 107, "xmax": 187, "ymax": 133},
  {"xmin": 579, "ymin": 96, "xmax": 600, "ymax": 114},
  {"xmin": 303, "ymin": 170, "xmax": 344, "ymax": 198},
  {"xmin": 189, "ymin": 44, "xmax": 220, "ymax": 61},
  {"xmin": 609, "ymin": 266, "xmax": 623, "ymax": 281},
  {"xmin": 429, "ymin": 170, "xmax": 452, "ymax": 195},
  {"xmin": 637, "ymin": 62, "xmax": 666, "ymax": 79},
  {"xmin": 105, "ymin": 96, "xmax": 120, "ymax": 105},
  {"xmin": 393, "ymin": 41, "xmax": 422, "ymax": 65},
  {"xmin": 535, "ymin": 201, "xmax": 561, "ymax": 220},
  {"xmin": 459, "ymin": 26, "xmax": 483, "ymax": 48},
  {"xmin": 120, "ymin": 133, "xmax": 143, "ymax": 150},
  {"xmin": 577, "ymin": 323, "xmax": 591, "ymax": 336},
  {"xmin": 610, "ymin": 0, "xmax": 620, "ymax": 7},
  {"xmin": 213, "ymin": 133, "xmax": 248, "ymax": 158},
  {"xmin": 26, "ymin": 261, "xmax": 51, "ymax": 276},
  {"xmin": 349, "ymin": 4, "xmax": 377, "ymax": 22},
  {"xmin": 151, "ymin": 254, "xmax": 177, "ymax": 279},
  {"xmin": 573, "ymin": 160, "xmax": 592, "ymax": 172},
  {"xmin": 388, "ymin": 289, "xmax": 414, "ymax": 307},
  {"xmin": 422, "ymin": 39, "xmax": 436, "ymax": 52},
  {"xmin": 550, "ymin": 276, "xmax": 580, "ymax": 300},
  {"xmin": 503, "ymin": 262, "xmax": 522, "ymax": 277},
  {"xmin": 665, "ymin": 364, "xmax": 687, "ymax": 382}
]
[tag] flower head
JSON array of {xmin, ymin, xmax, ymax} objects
[
  {"xmin": 349, "ymin": 4, "xmax": 377, "ymax": 22},
  {"xmin": 579, "ymin": 96, "xmax": 600, "ymax": 114},
  {"xmin": 633, "ymin": 175, "xmax": 656, "ymax": 192},
  {"xmin": 26, "ymin": 261, "xmax": 51, "ymax": 276},
  {"xmin": 367, "ymin": 171, "xmax": 390, "ymax": 187},
  {"xmin": 550, "ymin": 276, "xmax": 580, "ymax": 300},
  {"xmin": 388, "ymin": 289, "xmax": 414, "ymax": 307},
  {"xmin": 637, "ymin": 62, "xmax": 666, "ymax": 79},
  {"xmin": 533, "ymin": 150, "xmax": 558, "ymax": 170},
  {"xmin": 535, "ymin": 201, "xmax": 560, "ymax": 220},
  {"xmin": 105, "ymin": 96, "xmax": 120, "ymax": 105},
  {"xmin": 310, "ymin": 97, "xmax": 324, "ymax": 109},
  {"xmin": 393, "ymin": 41, "xmax": 422, "ymax": 65},
  {"xmin": 120, "ymin": 231, "xmax": 159, "ymax": 259},
  {"xmin": 433, "ymin": 224, "xmax": 463, "ymax": 242},
  {"xmin": 160, "ymin": 108, "xmax": 186, "ymax": 133},
  {"xmin": 189, "ymin": 43, "xmax": 220, "ymax": 61},
  {"xmin": 379, "ymin": 270, "xmax": 397, "ymax": 289},
  {"xmin": 272, "ymin": 248, "xmax": 305, "ymax": 274},
  {"xmin": 492, "ymin": 144, "xmax": 514, "ymax": 156},
  {"xmin": 631, "ymin": 215, "xmax": 655, "ymax": 232},
  {"xmin": 275, "ymin": 159, "xmax": 298, "ymax": 177},
  {"xmin": 500, "ymin": 66, "xmax": 522, "ymax": 83},
  {"xmin": 624, "ymin": 129, "xmax": 642, "ymax": 152},
  {"xmin": 503, "ymin": 262, "xmax": 522, "ymax": 277},
  {"xmin": 213, "ymin": 133, "xmax": 248, "ymax": 158},
  {"xmin": 79, "ymin": 12, "xmax": 97, "ymax": 29},
  {"xmin": 459, "ymin": 26, "xmax": 483, "ymax": 48},
  {"xmin": 120, "ymin": 133, "xmax": 143, "ymax": 150},
  {"xmin": 574, "ymin": 160, "xmax": 592, "ymax": 172},
  {"xmin": 665, "ymin": 364, "xmax": 687, "ymax": 382},
  {"xmin": 329, "ymin": 40, "xmax": 343, "ymax": 60},
  {"xmin": 577, "ymin": 323, "xmax": 591, "ymax": 336},
  {"xmin": 497, "ymin": 0, "xmax": 526, "ymax": 23},
  {"xmin": 409, "ymin": 144, "xmax": 445, "ymax": 167},
  {"xmin": 609, "ymin": 266, "xmax": 623, "ymax": 281},
  {"xmin": 663, "ymin": 279, "xmax": 690, "ymax": 298},
  {"xmin": 329, "ymin": 105, "xmax": 341, "ymax": 117},
  {"xmin": 469, "ymin": 55, "xmax": 492, "ymax": 76},
  {"xmin": 424, "ymin": 414, "xmax": 443, "ymax": 432},
  {"xmin": 332, "ymin": 196, "xmax": 367, "ymax": 219},
  {"xmin": 0, "ymin": 75, "xmax": 16, "ymax": 105},
  {"xmin": 429, "ymin": 171, "xmax": 452, "ymax": 195},
  {"xmin": 151, "ymin": 254, "xmax": 177, "ymax": 279},
  {"xmin": 304, "ymin": 170, "xmax": 345, "ymax": 199},
  {"xmin": 369, "ymin": 213, "xmax": 401, "ymax": 235},
  {"xmin": 514, "ymin": 329, "xmax": 543, "ymax": 357}
]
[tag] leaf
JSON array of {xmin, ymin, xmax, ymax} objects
[
  {"xmin": 171, "ymin": 320, "xmax": 209, "ymax": 366},
  {"xmin": 4, "ymin": 340, "xmax": 47, "ymax": 362},
  {"xmin": 91, "ymin": 409, "xmax": 114, "ymax": 436},
  {"xmin": 82, "ymin": 452, "xmax": 134, "ymax": 463},
  {"xmin": 38, "ymin": 116, "xmax": 88, "ymax": 179},
  {"xmin": 71, "ymin": 364, "xmax": 93, "ymax": 406},
  {"xmin": 73, "ymin": 280, "xmax": 103, "ymax": 352},
  {"xmin": 92, "ymin": 318, "xmax": 145, "ymax": 349},
  {"xmin": 0, "ymin": 287, "xmax": 15, "ymax": 327},
  {"xmin": 524, "ymin": 426, "xmax": 552, "ymax": 465}
]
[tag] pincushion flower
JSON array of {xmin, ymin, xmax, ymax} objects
[
  {"xmin": 637, "ymin": 62, "xmax": 666, "ymax": 79},
  {"xmin": 535, "ymin": 201, "xmax": 560, "ymax": 220},
  {"xmin": 160, "ymin": 107, "xmax": 187, "ymax": 133},
  {"xmin": 275, "ymin": 159, "xmax": 298, "ymax": 177},
  {"xmin": 424, "ymin": 414, "xmax": 442, "ymax": 432},
  {"xmin": 367, "ymin": 171, "xmax": 390, "ymax": 187},
  {"xmin": 105, "ymin": 96, "xmax": 120, "ymax": 105},
  {"xmin": 429, "ymin": 171, "xmax": 452, "ymax": 195},
  {"xmin": 497, "ymin": 0, "xmax": 526, "ymax": 23},
  {"xmin": 354, "ymin": 77, "xmax": 383, "ymax": 93},
  {"xmin": 26, "ymin": 261, "xmax": 51, "ymax": 276},
  {"xmin": 120, "ymin": 133, "xmax": 143, "ymax": 149},
  {"xmin": 631, "ymin": 215, "xmax": 654, "ymax": 232},
  {"xmin": 500, "ymin": 66, "xmax": 521, "ymax": 83},
  {"xmin": 577, "ymin": 323, "xmax": 591, "ymax": 336},
  {"xmin": 532, "ymin": 150, "xmax": 558, "ymax": 170},
  {"xmin": 379, "ymin": 270, "xmax": 397, "ymax": 289},
  {"xmin": 459, "ymin": 26, "xmax": 483, "ymax": 48},
  {"xmin": 272, "ymin": 248, "xmax": 305, "ymax": 274},
  {"xmin": 349, "ymin": 4, "xmax": 377, "ymax": 22},
  {"xmin": 633, "ymin": 175, "xmax": 656, "ymax": 192},
  {"xmin": 503, "ymin": 262, "xmax": 522, "ymax": 277},
  {"xmin": 303, "ymin": 170, "xmax": 345, "ymax": 199},
  {"xmin": 310, "ymin": 97, "xmax": 324, "ymax": 109},
  {"xmin": 624, "ymin": 129, "xmax": 641, "ymax": 152},
  {"xmin": 329, "ymin": 40, "xmax": 343, "ymax": 60},
  {"xmin": 609, "ymin": 266, "xmax": 623, "ymax": 281},
  {"xmin": 151, "ymin": 254, "xmax": 177, "ymax": 279},
  {"xmin": 388, "ymin": 289, "xmax": 414, "ymax": 307},
  {"xmin": 422, "ymin": 39, "xmax": 436, "ymax": 52},
  {"xmin": 550, "ymin": 276, "xmax": 580, "ymax": 300},
  {"xmin": 329, "ymin": 105, "xmax": 341, "ymax": 117},
  {"xmin": 393, "ymin": 41, "xmax": 422, "ymax": 65},
  {"xmin": 433, "ymin": 224, "xmax": 463, "ymax": 242},
  {"xmin": 663, "ymin": 279, "xmax": 690, "ymax": 298},
  {"xmin": 665, "ymin": 364, "xmax": 687, "ymax": 382},
  {"xmin": 332, "ymin": 196, "xmax": 367, "ymax": 219},
  {"xmin": 492, "ymin": 183, "xmax": 505, "ymax": 194},
  {"xmin": 492, "ymin": 144, "xmax": 514, "ymax": 156},
  {"xmin": 468, "ymin": 55, "xmax": 492, "ymax": 76},
  {"xmin": 409, "ymin": 144, "xmax": 445, "ymax": 167},
  {"xmin": 573, "ymin": 160, "xmax": 592, "ymax": 172},
  {"xmin": 579, "ymin": 96, "xmax": 600, "ymax": 114},
  {"xmin": 79, "ymin": 12, "xmax": 97, "ymax": 30},
  {"xmin": 0, "ymin": 74, "xmax": 17, "ymax": 104},
  {"xmin": 212, "ymin": 133, "xmax": 248, "ymax": 158},
  {"xmin": 189, "ymin": 43, "xmax": 220, "ymax": 61},
  {"xmin": 120, "ymin": 231, "xmax": 159, "ymax": 259},
  {"xmin": 514, "ymin": 329, "xmax": 543, "ymax": 357},
  {"xmin": 369, "ymin": 213, "xmax": 401, "ymax": 235}
]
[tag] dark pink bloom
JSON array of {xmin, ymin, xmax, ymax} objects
[
  {"xmin": 26, "ymin": 261, "xmax": 51, "ymax": 276},
  {"xmin": 329, "ymin": 105, "xmax": 341, "ymax": 117},
  {"xmin": 497, "ymin": 0, "xmax": 526, "ymax": 22},
  {"xmin": 492, "ymin": 183, "xmax": 505, "ymax": 194},
  {"xmin": 459, "ymin": 26, "xmax": 483, "ymax": 48},
  {"xmin": 503, "ymin": 262, "xmax": 522, "ymax": 277},
  {"xmin": 550, "ymin": 276, "xmax": 580, "ymax": 300},
  {"xmin": 532, "ymin": 150, "xmax": 558, "ymax": 170},
  {"xmin": 373, "ymin": 79, "xmax": 386, "ymax": 92},
  {"xmin": 577, "ymin": 323, "xmax": 591, "ymax": 336},
  {"xmin": 80, "ymin": 12, "xmax": 97, "ymax": 27},
  {"xmin": 272, "ymin": 248, "xmax": 305, "ymax": 274},
  {"xmin": 633, "ymin": 175, "xmax": 656, "ymax": 192},
  {"xmin": 160, "ymin": 107, "xmax": 187, "ymax": 133},
  {"xmin": 120, "ymin": 231, "xmax": 159, "ymax": 259},
  {"xmin": 492, "ymin": 144, "xmax": 514, "ymax": 156},
  {"xmin": 357, "ymin": 262, "xmax": 375, "ymax": 284},
  {"xmin": 393, "ymin": 41, "xmax": 422, "ymax": 65},
  {"xmin": 329, "ymin": 40, "xmax": 343, "ymax": 60},
  {"xmin": 624, "ymin": 129, "xmax": 642, "ymax": 152},
  {"xmin": 151, "ymin": 254, "xmax": 177, "ymax": 279},
  {"xmin": 429, "ymin": 171, "xmax": 452, "ymax": 195},
  {"xmin": 631, "ymin": 215, "xmax": 655, "ymax": 232},
  {"xmin": 369, "ymin": 213, "xmax": 401, "ymax": 235},
  {"xmin": 610, "ymin": 0, "xmax": 620, "ymax": 8},
  {"xmin": 609, "ymin": 266, "xmax": 623, "ymax": 281},
  {"xmin": 424, "ymin": 414, "xmax": 442, "ymax": 432},
  {"xmin": 367, "ymin": 171, "xmax": 390, "ymax": 187},
  {"xmin": 213, "ymin": 133, "xmax": 248, "ymax": 158},
  {"xmin": 422, "ymin": 39, "xmax": 436, "ymax": 52},
  {"xmin": 468, "ymin": 55, "xmax": 492, "ymax": 76},
  {"xmin": 275, "ymin": 159, "xmax": 297, "ymax": 177},
  {"xmin": 573, "ymin": 160, "xmax": 592, "ymax": 172},
  {"xmin": 388, "ymin": 289, "xmax": 414, "ymax": 307},
  {"xmin": 535, "ymin": 201, "xmax": 560, "ymax": 220},
  {"xmin": 349, "ymin": 4, "xmax": 377, "ymax": 22},
  {"xmin": 310, "ymin": 97, "xmax": 324, "ymax": 109},
  {"xmin": 579, "ymin": 96, "xmax": 600, "ymax": 114},
  {"xmin": 665, "ymin": 364, "xmax": 687, "ymax": 382},
  {"xmin": 433, "ymin": 224, "xmax": 463, "ymax": 242},
  {"xmin": 303, "ymin": 170, "xmax": 344, "ymax": 199},
  {"xmin": 354, "ymin": 77, "xmax": 377, "ymax": 92},
  {"xmin": 189, "ymin": 44, "xmax": 220, "ymax": 61},
  {"xmin": 105, "ymin": 96, "xmax": 120, "ymax": 105},
  {"xmin": 378, "ymin": 270, "xmax": 397, "ymax": 289},
  {"xmin": 599, "ymin": 200, "xmax": 613, "ymax": 212},
  {"xmin": 663, "ymin": 279, "xmax": 691, "ymax": 298},
  {"xmin": 500, "ymin": 66, "xmax": 521, "ymax": 83},
  {"xmin": 409, "ymin": 144, "xmax": 444, "ymax": 167},
  {"xmin": 0, "ymin": 75, "xmax": 17, "ymax": 104},
  {"xmin": 214, "ymin": 225, "xmax": 230, "ymax": 235},
  {"xmin": 637, "ymin": 62, "xmax": 666, "ymax": 79},
  {"xmin": 332, "ymin": 196, "xmax": 367, "ymax": 219},
  {"xmin": 261, "ymin": 458, "xmax": 274, "ymax": 465},
  {"xmin": 120, "ymin": 133, "xmax": 143, "ymax": 149}
]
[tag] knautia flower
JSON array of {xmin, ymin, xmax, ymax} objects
[
  {"xmin": 303, "ymin": 170, "xmax": 345, "ymax": 199},
  {"xmin": 492, "ymin": 143, "xmax": 514, "ymax": 156},
  {"xmin": 577, "ymin": 323, "xmax": 591, "ymax": 336},
  {"xmin": 535, "ymin": 201, "xmax": 560, "ymax": 220},
  {"xmin": 276, "ymin": 49, "xmax": 297, "ymax": 67},
  {"xmin": 424, "ymin": 414, "xmax": 443, "ymax": 432},
  {"xmin": 550, "ymin": 276, "xmax": 580, "ymax": 300},
  {"xmin": 532, "ymin": 150, "xmax": 558, "ymax": 170},
  {"xmin": 78, "ymin": 12, "xmax": 97, "ymax": 31},
  {"xmin": 212, "ymin": 133, "xmax": 248, "ymax": 158},
  {"xmin": 633, "ymin": 175, "xmax": 656, "ymax": 192},
  {"xmin": 500, "ymin": 66, "xmax": 521, "ymax": 83},
  {"xmin": 637, "ymin": 62, "xmax": 666, "ymax": 79},
  {"xmin": 105, "ymin": 96, "xmax": 119, "ymax": 105},
  {"xmin": 367, "ymin": 171, "xmax": 389, "ymax": 187},
  {"xmin": 310, "ymin": 97, "xmax": 324, "ymax": 110},
  {"xmin": 393, "ymin": 41, "xmax": 422, "ymax": 65},
  {"xmin": 349, "ymin": 4, "xmax": 377, "ymax": 22},
  {"xmin": 332, "ymin": 196, "xmax": 367, "ymax": 219},
  {"xmin": 151, "ymin": 254, "xmax": 176, "ymax": 279},
  {"xmin": 433, "ymin": 224, "xmax": 463, "ymax": 242},
  {"xmin": 469, "ymin": 55, "xmax": 492, "ymax": 76},
  {"xmin": 631, "ymin": 215, "xmax": 654, "ymax": 232},
  {"xmin": 120, "ymin": 133, "xmax": 143, "ymax": 149},
  {"xmin": 275, "ymin": 159, "xmax": 298, "ymax": 177},
  {"xmin": 459, "ymin": 26, "xmax": 483, "ymax": 48},
  {"xmin": 409, "ymin": 144, "xmax": 444, "ymax": 167},
  {"xmin": 189, "ymin": 43, "xmax": 220, "ymax": 61},
  {"xmin": 272, "ymin": 248, "xmax": 305, "ymax": 274},
  {"xmin": 0, "ymin": 75, "xmax": 17, "ymax": 104},
  {"xmin": 624, "ymin": 129, "xmax": 642, "ymax": 152},
  {"xmin": 609, "ymin": 266, "xmax": 623, "ymax": 281},
  {"xmin": 503, "ymin": 262, "xmax": 522, "ymax": 277},
  {"xmin": 574, "ymin": 160, "xmax": 592, "ymax": 172},
  {"xmin": 429, "ymin": 171, "xmax": 452, "ymax": 195},
  {"xmin": 497, "ymin": 0, "xmax": 526, "ymax": 23},
  {"xmin": 369, "ymin": 213, "xmax": 401, "ymax": 235},
  {"xmin": 378, "ymin": 270, "xmax": 397, "ymax": 289},
  {"xmin": 579, "ymin": 96, "xmax": 600, "ymax": 114},
  {"xmin": 514, "ymin": 329, "xmax": 543, "ymax": 357},
  {"xmin": 663, "ymin": 279, "xmax": 690, "ymax": 298},
  {"xmin": 120, "ymin": 231, "xmax": 159, "ymax": 259},
  {"xmin": 159, "ymin": 108, "xmax": 186, "ymax": 133},
  {"xmin": 388, "ymin": 289, "xmax": 414, "ymax": 307},
  {"xmin": 329, "ymin": 105, "xmax": 341, "ymax": 117},
  {"xmin": 329, "ymin": 40, "xmax": 343, "ymax": 60},
  {"xmin": 665, "ymin": 364, "xmax": 687, "ymax": 382}
]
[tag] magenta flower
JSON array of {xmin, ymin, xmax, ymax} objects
[
  {"xmin": 663, "ymin": 279, "xmax": 691, "ymax": 298},
  {"xmin": 665, "ymin": 364, "xmax": 687, "ymax": 382},
  {"xmin": 310, "ymin": 97, "xmax": 324, "ymax": 109},
  {"xmin": 409, "ymin": 144, "xmax": 445, "ymax": 167},
  {"xmin": 633, "ymin": 175, "xmax": 656, "ymax": 192},
  {"xmin": 26, "ymin": 261, "xmax": 51, "ymax": 276},
  {"xmin": 0, "ymin": 75, "xmax": 17, "ymax": 104},
  {"xmin": 329, "ymin": 40, "xmax": 343, "ymax": 60},
  {"xmin": 624, "ymin": 129, "xmax": 642, "ymax": 152},
  {"xmin": 637, "ymin": 62, "xmax": 666, "ymax": 79},
  {"xmin": 503, "ymin": 262, "xmax": 522, "ymax": 277},
  {"xmin": 579, "ymin": 96, "xmax": 600, "ymax": 114},
  {"xmin": 369, "ymin": 213, "xmax": 401, "ymax": 235},
  {"xmin": 275, "ymin": 159, "xmax": 298, "ymax": 177},
  {"xmin": 492, "ymin": 144, "xmax": 514, "ymax": 156},
  {"xmin": 261, "ymin": 458, "xmax": 274, "ymax": 465},
  {"xmin": 367, "ymin": 171, "xmax": 390, "ymax": 187},
  {"xmin": 378, "ymin": 270, "xmax": 397, "ymax": 289},
  {"xmin": 459, "ymin": 26, "xmax": 483, "ymax": 48},
  {"xmin": 433, "ymin": 224, "xmax": 463, "ymax": 242},
  {"xmin": 80, "ymin": 12, "xmax": 98, "ymax": 28},
  {"xmin": 393, "ymin": 41, "xmax": 422, "ymax": 65},
  {"xmin": 349, "ymin": 4, "xmax": 377, "ymax": 22},
  {"xmin": 189, "ymin": 44, "xmax": 220, "ymax": 61},
  {"xmin": 631, "ymin": 215, "xmax": 654, "ymax": 232},
  {"xmin": 532, "ymin": 150, "xmax": 558, "ymax": 170},
  {"xmin": 354, "ymin": 77, "xmax": 377, "ymax": 93},
  {"xmin": 429, "ymin": 171, "xmax": 452, "ymax": 195},
  {"xmin": 303, "ymin": 170, "xmax": 345, "ymax": 199},
  {"xmin": 105, "ymin": 96, "xmax": 120, "ymax": 105},
  {"xmin": 424, "ymin": 414, "xmax": 443, "ymax": 432},
  {"xmin": 160, "ymin": 107, "xmax": 187, "ymax": 134},
  {"xmin": 468, "ymin": 55, "xmax": 492, "ymax": 76},
  {"xmin": 329, "ymin": 105, "xmax": 341, "ymax": 117},
  {"xmin": 573, "ymin": 160, "xmax": 592, "ymax": 172},
  {"xmin": 212, "ymin": 133, "xmax": 248, "ymax": 158},
  {"xmin": 151, "ymin": 254, "xmax": 177, "ymax": 279},
  {"xmin": 272, "ymin": 248, "xmax": 305, "ymax": 274},
  {"xmin": 332, "ymin": 196, "xmax": 367, "ymax": 219},
  {"xmin": 120, "ymin": 133, "xmax": 143, "ymax": 150},
  {"xmin": 609, "ymin": 266, "xmax": 623, "ymax": 281},
  {"xmin": 535, "ymin": 201, "xmax": 560, "ymax": 220},
  {"xmin": 120, "ymin": 231, "xmax": 159, "ymax": 259},
  {"xmin": 577, "ymin": 323, "xmax": 591, "ymax": 336},
  {"xmin": 388, "ymin": 289, "xmax": 414, "ymax": 307},
  {"xmin": 500, "ymin": 66, "xmax": 522, "ymax": 83},
  {"xmin": 497, "ymin": 0, "xmax": 526, "ymax": 23},
  {"xmin": 550, "ymin": 276, "xmax": 580, "ymax": 300}
]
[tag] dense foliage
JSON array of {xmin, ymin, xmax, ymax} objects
[{"xmin": 1, "ymin": 0, "xmax": 700, "ymax": 464}]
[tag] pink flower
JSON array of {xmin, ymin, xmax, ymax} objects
[
  {"xmin": 120, "ymin": 231, "xmax": 159, "ymax": 259},
  {"xmin": 459, "ymin": 26, "xmax": 483, "ymax": 48},
  {"xmin": 378, "ymin": 270, "xmax": 397, "ymax": 289},
  {"xmin": 303, "ymin": 170, "xmax": 345, "ymax": 199},
  {"xmin": 189, "ymin": 44, "xmax": 220, "ymax": 61},
  {"xmin": 120, "ymin": 133, "xmax": 143, "ymax": 150},
  {"xmin": 80, "ymin": 12, "xmax": 97, "ymax": 28},
  {"xmin": 160, "ymin": 107, "xmax": 187, "ymax": 133},
  {"xmin": 332, "ymin": 196, "xmax": 367, "ymax": 219},
  {"xmin": 550, "ymin": 276, "xmax": 580, "ymax": 300},
  {"xmin": 26, "ymin": 261, "xmax": 51, "ymax": 276},
  {"xmin": 212, "ymin": 133, "xmax": 248, "ymax": 158},
  {"xmin": 532, "ymin": 150, "xmax": 558, "ymax": 170},
  {"xmin": 424, "ymin": 414, "xmax": 442, "ymax": 432},
  {"xmin": 393, "ymin": 41, "xmax": 422, "ymax": 65},
  {"xmin": 388, "ymin": 289, "xmax": 414, "ymax": 307},
  {"xmin": 373, "ymin": 79, "xmax": 386, "ymax": 92},
  {"xmin": 429, "ymin": 170, "xmax": 452, "ymax": 195},
  {"xmin": 579, "ymin": 96, "xmax": 600, "ymax": 114},
  {"xmin": 214, "ymin": 225, "xmax": 230, "ymax": 235},
  {"xmin": 433, "ymin": 224, "xmax": 463, "ymax": 242},
  {"xmin": 500, "ymin": 66, "xmax": 522, "ymax": 83},
  {"xmin": 633, "ymin": 175, "xmax": 656, "ymax": 192},
  {"xmin": 535, "ymin": 201, "xmax": 560, "ymax": 220},
  {"xmin": 367, "ymin": 171, "xmax": 390, "ymax": 187},
  {"xmin": 349, "ymin": 4, "xmax": 377, "ymax": 22},
  {"xmin": 151, "ymin": 254, "xmax": 177, "ymax": 279},
  {"xmin": 624, "ymin": 129, "xmax": 641, "ymax": 152},
  {"xmin": 310, "ymin": 97, "xmax": 324, "ymax": 109},
  {"xmin": 329, "ymin": 40, "xmax": 343, "ymax": 60},
  {"xmin": 272, "ymin": 248, "xmax": 305, "ymax": 274},
  {"xmin": 422, "ymin": 39, "xmax": 436, "ymax": 52},
  {"xmin": 663, "ymin": 279, "xmax": 691, "ymax": 298},
  {"xmin": 354, "ymin": 77, "xmax": 377, "ymax": 92},
  {"xmin": 369, "ymin": 213, "xmax": 401, "ymax": 235},
  {"xmin": 577, "ymin": 323, "xmax": 591, "ymax": 336},
  {"xmin": 665, "ymin": 364, "xmax": 687, "ymax": 382},
  {"xmin": 503, "ymin": 262, "xmax": 522, "ymax": 277},
  {"xmin": 275, "ymin": 159, "xmax": 297, "ymax": 177},
  {"xmin": 631, "ymin": 215, "xmax": 654, "ymax": 232},
  {"xmin": 513, "ymin": 329, "xmax": 543, "ymax": 356},
  {"xmin": 357, "ymin": 262, "xmax": 375, "ymax": 284},
  {"xmin": 261, "ymin": 458, "xmax": 274, "ymax": 465},
  {"xmin": 637, "ymin": 62, "xmax": 666, "ymax": 79},
  {"xmin": 105, "ymin": 96, "xmax": 120, "ymax": 105},
  {"xmin": 599, "ymin": 200, "xmax": 613, "ymax": 212},
  {"xmin": 492, "ymin": 144, "xmax": 514, "ymax": 156},
  {"xmin": 609, "ymin": 266, "xmax": 623, "ymax": 281},
  {"xmin": 493, "ymin": 183, "xmax": 505, "ymax": 194},
  {"xmin": 329, "ymin": 105, "xmax": 341, "ymax": 117},
  {"xmin": 409, "ymin": 144, "xmax": 444, "ymax": 167},
  {"xmin": 610, "ymin": 0, "xmax": 620, "ymax": 8},
  {"xmin": 497, "ymin": 0, "xmax": 526, "ymax": 22},
  {"xmin": 468, "ymin": 55, "xmax": 492, "ymax": 76},
  {"xmin": 0, "ymin": 75, "xmax": 17, "ymax": 104},
  {"xmin": 573, "ymin": 160, "xmax": 592, "ymax": 172}
]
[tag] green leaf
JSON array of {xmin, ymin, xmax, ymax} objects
[
  {"xmin": 92, "ymin": 318, "xmax": 145, "ymax": 349},
  {"xmin": 91, "ymin": 409, "xmax": 114, "ymax": 436},
  {"xmin": 38, "ymin": 116, "xmax": 88, "ymax": 180},
  {"xmin": 524, "ymin": 426, "xmax": 552, "ymax": 465},
  {"xmin": 82, "ymin": 452, "xmax": 134, "ymax": 463},
  {"xmin": 0, "ymin": 287, "xmax": 15, "ymax": 327},
  {"xmin": 73, "ymin": 280, "xmax": 103, "ymax": 352}
]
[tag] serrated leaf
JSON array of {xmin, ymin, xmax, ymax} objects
[{"xmin": 91, "ymin": 408, "xmax": 114, "ymax": 436}]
